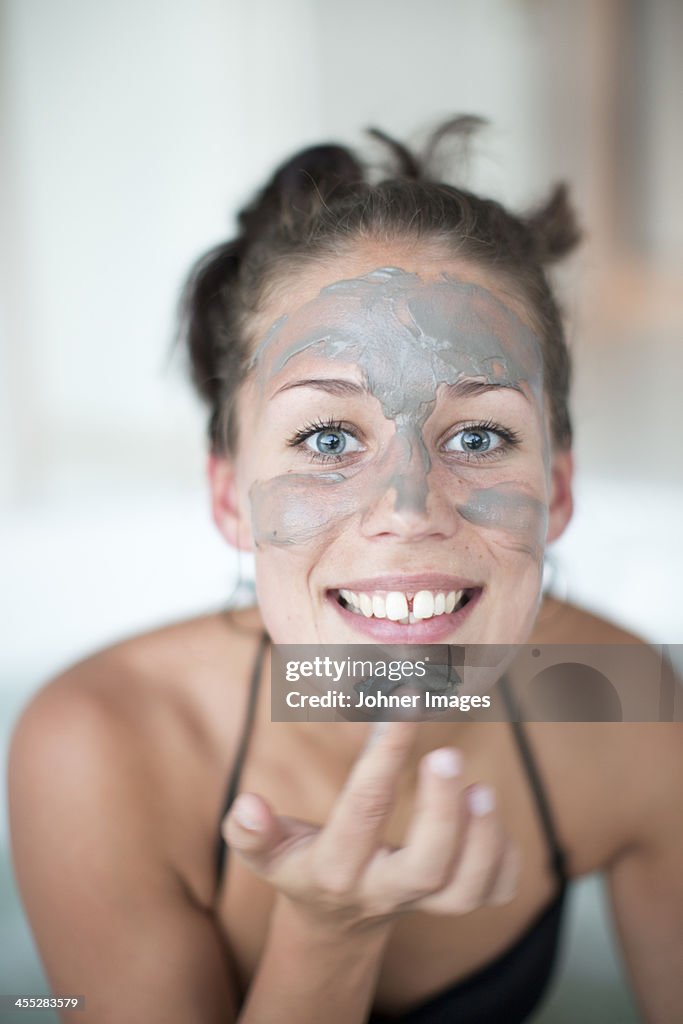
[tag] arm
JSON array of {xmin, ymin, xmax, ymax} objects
[
  {"xmin": 239, "ymin": 897, "xmax": 392, "ymax": 1024},
  {"xmin": 607, "ymin": 724, "xmax": 683, "ymax": 1023},
  {"xmin": 7, "ymin": 682, "xmax": 239, "ymax": 1023}
]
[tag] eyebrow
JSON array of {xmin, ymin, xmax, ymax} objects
[
  {"xmin": 272, "ymin": 376, "xmax": 528, "ymax": 401},
  {"xmin": 443, "ymin": 379, "xmax": 528, "ymax": 401},
  {"xmin": 272, "ymin": 378, "xmax": 367, "ymax": 398}
]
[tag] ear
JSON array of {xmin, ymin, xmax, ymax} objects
[
  {"xmin": 207, "ymin": 453, "xmax": 254, "ymax": 552},
  {"xmin": 546, "ymin": 447, "xmax": 574, "ymax": 543}
]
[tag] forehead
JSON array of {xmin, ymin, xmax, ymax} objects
[
  {"xmin": 250, "ymin": 245, "xmax": 537, "ymax": 345},
  {"xmin": 249, "ymin": 264, "xmax": 544, "ymax": 408}
]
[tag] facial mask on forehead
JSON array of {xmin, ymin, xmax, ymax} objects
[{"xmin": 249, "ymin": 267, "xmax": 549, "ymax": 558}]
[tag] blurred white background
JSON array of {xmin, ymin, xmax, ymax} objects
[{"xmin": 1, "ymin": 1, "xmax": 682, "ymax": 1020}]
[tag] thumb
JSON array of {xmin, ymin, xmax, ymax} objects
[
  {"xmin": 222, "ymin": 793, "xmax": 282, "ymax": 860},
  {"xmin": 222, "ymin": 794, "xmax": 319, "ymax": 877}
]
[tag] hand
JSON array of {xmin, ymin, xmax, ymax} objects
[{"xmin": 222, "ymin": 722, "xmax": 520, "ymax": 933}]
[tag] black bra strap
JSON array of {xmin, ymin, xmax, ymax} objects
[
  {"xmin": 214, "ymin": 630, "xmax": 270, "ymax": 886},
  {"xmin": 499, "ymin": 675, "xmax": 568, "ymax": 888}
]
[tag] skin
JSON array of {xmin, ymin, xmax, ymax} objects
[
  {"xmin": 218, "ymin": 250, "xmax": 567, "ymax": 658},
  {"xmin": 8, "ymin": 242, "xmax": 683, "ymax": 1023}
]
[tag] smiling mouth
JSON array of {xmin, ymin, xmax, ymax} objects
[{"xmin": 332, "ymin": 587, "xmax": 475, "ymax": 625}]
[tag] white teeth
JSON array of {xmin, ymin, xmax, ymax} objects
[
  {"xmin": 413, "ymin": 590, "xmax": 435, "ymax": 620},
  {"xmin": 338, "ymin": 586, "xmax": 468, "ymax": 623},
  {"xmin": 340, "ymin": 589, "xmax": 358, "ymax": 611},
  {"xmin": 385, "ymin": 592, "xmax": 409, "ymax": 621}
]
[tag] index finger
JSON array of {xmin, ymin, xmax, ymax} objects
[{"xmin": 315, "ymin": 721, "xmax": 419, "ymax": 877}]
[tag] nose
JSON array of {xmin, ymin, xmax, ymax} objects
[{"xmin": 359, "ymin": 431, "xmax": 458, "ymax": 542}]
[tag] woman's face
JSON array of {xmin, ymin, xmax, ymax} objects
[{"xmin": 213, "ymin": 244, "xmax": 571, "ymax": 646}]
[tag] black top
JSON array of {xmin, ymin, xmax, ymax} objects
[{"xmin": 214, "ymin": 632, "xmax": 569, "ymax": 1023}]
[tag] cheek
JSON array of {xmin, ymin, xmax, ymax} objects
[
  {"xmin": 425, "ymin": 448, "xmax": 549, "ymax": 563},
  {"xmin": 252, "ymin": 557, "xmax": 313, "ymax": 642},
  {"xmin": 249, "ymin": 473, "xmax": 362, "ymax": 549},
  {"xmin": 455, "ymin": 485, "xmax": 548, "ymax": 561}
]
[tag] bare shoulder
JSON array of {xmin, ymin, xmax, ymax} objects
[
  {"xmin": 13, "ymin": 604, "xmax": 266, "ymax": 746},
  {"xmin": 9, "ymin": 605, "xmax": 267, "ymax": 904},
  {"xmin": 526, "ymin": 597, "xmax": 682, "ymax": 871}
]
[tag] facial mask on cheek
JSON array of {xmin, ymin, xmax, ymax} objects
[
  {"xmin": 250, "ymin": 472, "xmax": 356, "ymax": 548},
  {"xmin": 248, "ymin": 268, "xmax": 550, "ymax": 558},
  {"xmin": 456, "ymin": 486, "xmax": 549, "ymax": 559}
]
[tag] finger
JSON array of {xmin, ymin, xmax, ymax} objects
[
  {"xmin": 376, "ymin": 747, "xmax": 467, "ymax": 900},
  {"xmin": 222, "ymin": 793, "xmax": 315, "ymax": 875},
  {"xmin": 315, "ymin": 721, "xmax": 418, "ymax": 881},
  {"xmin": 418, "ymin": 784, "xmax": 506, "ymax": 914}
]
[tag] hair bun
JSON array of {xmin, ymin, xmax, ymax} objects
[
  {"xmin": 274, "ymin": 144, "xmax": 363, "ymax": 196},
  {"xmin": 524, "ymin": 183, "xmax": 581, "ymax": 264},
  {"xmin": 238, "ymin": 144, "xmax": 363, "ymax": 234}
]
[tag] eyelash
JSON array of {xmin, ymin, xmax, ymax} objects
[
  {"xmin": 286, "ymin": 419, "xmax": 361, "ymax": 464},
  {"xmin": 444, "ymin": 418, "xmax": 522, "ymax": 462},
  {"xmin": 286, "ymin": 417, "xmax": 522, "ymax": 464}
]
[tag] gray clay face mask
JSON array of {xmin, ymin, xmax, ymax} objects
[{"xmin": 247, "ymin": 267, "xmax": 550, "ymax": 560}]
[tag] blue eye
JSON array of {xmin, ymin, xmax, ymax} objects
[
  {"xmin": 301, "ymin": 427, "xmax": 362, "ymax": 458},
  {"xmin": 444, "ymin": 428, "xmax": 502, "ymax": 455},
  {"xmin": 287, "ymin": 418, "xmax": 364, "ymax": 462}
]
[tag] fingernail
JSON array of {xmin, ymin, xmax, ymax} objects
[
  {"xmin": 427, "ymin": 747, "xmax": 462, "ymax": 778},
  {"xmin": 468, "ymin": 784, "xmax": 495, "ymax": 816},
  {"xmin": 231, "ymin": 794, "xmax": 262, "ymax": 831}
]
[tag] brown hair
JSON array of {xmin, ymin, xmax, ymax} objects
[{"xmin": 178, "ymin": 116, "xmax": 580, "ymax": 454}]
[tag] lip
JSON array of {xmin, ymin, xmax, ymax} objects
[
  {"xmin": 328, "ymin": 573, "xmax": 480, "ymax": 594},
  {"xmin": 326, "ymin": 586, "xmax": 482, "ymax": 642}
]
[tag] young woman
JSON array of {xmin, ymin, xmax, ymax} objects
[{"xmin": 9, "ymin": 121, "xmax": 683, "ymax": 1023}]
